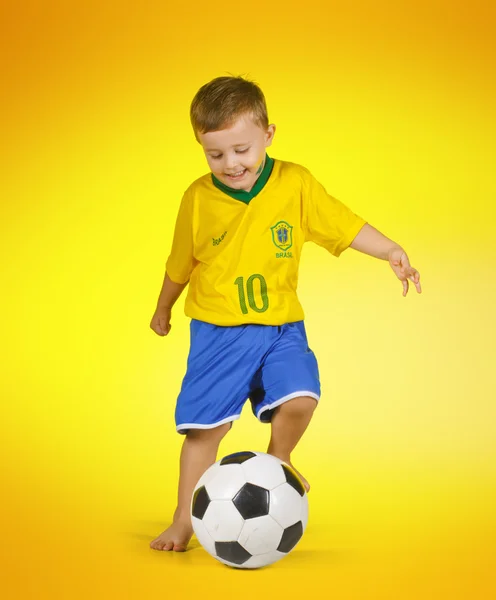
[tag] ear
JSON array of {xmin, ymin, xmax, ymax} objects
[{"xmin": 265, "ymin": 124, "xmax": 276, "ymax": 147}]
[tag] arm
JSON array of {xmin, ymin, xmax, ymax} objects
[
  {"xmin": 152, "ymin": 188, "xmax": 196, "ymax": 335},
  {"xmin": 350, "ymin": 223, "xmax": 402, "ymax": 259},
  {"xmin": 156, "ymin": 271, "xmax": 188, "ymax": 310},
  {"xmin": 350, "ymin": 223, "xmax": 422, "ymax": 296},
  {"xmin": 150, "ymin": 272, "xmax": 188, "ymax": 336}
]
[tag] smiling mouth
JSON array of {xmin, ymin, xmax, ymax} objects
[{"xmin": 225, "ymin": 169, "xmax": 247, "ymax": 180}]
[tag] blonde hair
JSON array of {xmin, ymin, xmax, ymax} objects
[{"xmin": 190, "ymin": 76, "xmax": 269, "ymax": 138}]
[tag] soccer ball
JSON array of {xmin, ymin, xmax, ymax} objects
[{"xmin": 191, "ymin": 451, "xmax": 308, "ymax": 569}]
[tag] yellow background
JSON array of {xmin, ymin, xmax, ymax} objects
[{"xmin": 1, "ymin": 1, "xmax": 495, "ymax": 598}]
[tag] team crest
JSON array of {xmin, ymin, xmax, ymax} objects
[{"xmin": 271, "ymin": 221, "xmax": 293, "ymax": 251}]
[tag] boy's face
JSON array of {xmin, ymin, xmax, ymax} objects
[{"xmin": 198, "ymin": 114, "xmax": 276, "ymax": 192}]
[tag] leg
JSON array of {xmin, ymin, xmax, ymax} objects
[
  {"xmin": 267, "ymin": 396, "xmax": 317, "ymax": 492},
  {"xmin": 150, "ymin": 422, "xmax": 230, "ymax": 551}
]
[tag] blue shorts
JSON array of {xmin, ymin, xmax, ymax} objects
[{"xmin": 175, "ymin": 319, "xmax": 321, "ymax": 434}]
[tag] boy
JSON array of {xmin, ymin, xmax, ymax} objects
[{"xmin": 149, "ymin": 76, "xmax": 421, "ymax": 552}]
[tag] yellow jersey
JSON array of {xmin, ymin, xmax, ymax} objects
[{"xmin": 166, "ymin": 156, "xmax": 366, "ymax": 326}]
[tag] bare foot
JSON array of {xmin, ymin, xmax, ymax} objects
[
  {"xmin": 269, "ymin": 454, "xmax": 310, "ymax": 493},
  {"xmin": 289, "ymin": 463, "xmax": 310, "ymax": 494},
  {"xmin": 150, "ymin": 518, "xmax": 193, "ymax": 552}
]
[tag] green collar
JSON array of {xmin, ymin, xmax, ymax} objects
[{"xmin": 211, "ymin": 155, "xmax": 274, "ymax": 204}]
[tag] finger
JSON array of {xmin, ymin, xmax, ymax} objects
[
  {"xmin": 408, "ymin": 270, "xmax": 422, "ymax": 293},
  {"xmin": 402, "ymin": 278, "xmax": 409, "ymax": 296},
  {"xmin": 400, "ymin": 257, "xmax": 411, "ymax": 274},
  {"xmin": 403, "ymin": 266, "xmax": 418, "ymax": 280},
  {"xmin": 159, "ymin": 318, "xmax": 168, "ymax": 334}
]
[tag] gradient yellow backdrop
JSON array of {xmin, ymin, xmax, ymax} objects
[{"xmin": 1, "ymin": 1, "xmax": 495, "ymax": 598}]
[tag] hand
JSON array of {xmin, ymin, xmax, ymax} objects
[
  {"xmin": 150, "ymin": 306, "xmax": 172, "ymax": 336},
  {"xmin": 388, "ymin": 248, "xmax": 422, "ymax": 296}
]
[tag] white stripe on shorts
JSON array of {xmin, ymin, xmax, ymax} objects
[
  {"xmin": 256, "ymin": 391, "xmax": 320, "ymax": 421},
  {"xmin": 176, "ymin": 413, "xmax": 242, "ymax": 433}
]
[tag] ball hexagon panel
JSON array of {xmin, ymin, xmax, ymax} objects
[
  {"xmin": 220, "ymin": 451, "xmax": 257, "ymax": 465},
  {"xmin": 269, "ymin": 482, "xmax": 307, "ymax": 529},
  {"xmin": 191, "ymin": 486, "xmax": 210, "ymax": 520},
  {"xmin": 215, "ymin": 541, "xmax": 252, "ymax": 565},
  {"xmin": 205, "ymin": 464, "xmax": 246, "ymax": 501},
  {"xmin": 194, "ymin": 460, "xmax": 222, "ymax": 490},
  {"xmin": 241, "ymin": 453, "xmax": 287, "ymax": 490},
  {"xmin": 238, "ymin": 515, "xmax": 283, "ymax": 555},
  {"xmin": 233, "ymin": 483, "xmax": 270, "ymax": 519},
  {"xmin": 215, "ymin": 555, "xmax": 257, "ymax": 569},
  {"xmin": 277, "ymin": 521, "xmax": 303, "ymax": 553},
  {"xmin": 203, "ymin": 500, "xmax": 244, "ymax": 542},
  {"xmin": 191, "ymin": 517, "xmax": 216, "ymax": 556}
]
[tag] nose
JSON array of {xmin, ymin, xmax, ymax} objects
[{"xmin": 224, "ymin": 152, "xmax": 239, "ymax": 170}]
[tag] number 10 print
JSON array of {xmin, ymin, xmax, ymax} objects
[{"xmin": 234, "ymin": 274, "xmax": 269, "ymax": 314}]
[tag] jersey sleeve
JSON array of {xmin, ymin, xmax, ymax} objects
[
  {"xmin": 165, "ymin": 190, "xmax": 197, "ymax": 284},
  {"xmin": 302, "ymin": 168, "xmax": 367, "ymax": 257}
]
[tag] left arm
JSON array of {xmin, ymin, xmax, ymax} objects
[{"xmin": 350, "ymin": 223, "xmax": 422, "ymax": 296}]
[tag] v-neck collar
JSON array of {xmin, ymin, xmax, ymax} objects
[{"xmin": 211, "ymin": 154, "xmax": 274, "ymax": 204}]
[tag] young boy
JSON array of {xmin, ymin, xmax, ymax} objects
[{"xmin": 149, "ymin": 76, "xmax": 421, "ymax": 552}]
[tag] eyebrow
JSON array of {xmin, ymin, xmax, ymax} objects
[{"xmin": 205, "ymin": 143, "xmax": 250, "ymax": 152}]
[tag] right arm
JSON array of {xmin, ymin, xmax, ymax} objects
[
  {"xmin": 150, "ymin": 272, "xmax": 188, "ymax": 336},
  {"xmin": 152, "ymin": 188, "xmax": 196, "ymax": 336}
]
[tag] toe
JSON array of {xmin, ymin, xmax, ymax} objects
[
  {"xmin": 173, "ymin": 544, "xmax": 187, "ymax": 552},
  {"xmin": 163, "ymin": 541, "xmax": 174, "ymax": 551}
]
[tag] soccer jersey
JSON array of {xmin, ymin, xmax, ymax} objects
[{"xmin": 166, "ymin": 156, "xmax": 366, "ymax": 326}]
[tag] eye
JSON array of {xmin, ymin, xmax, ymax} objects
[
  {"xmin": 236, "ymin": 148, "xmax": 249, "ymax": 153},
  {"xmin": 210, "ymin": 154, "xmax": 222, "ymax": 160}
]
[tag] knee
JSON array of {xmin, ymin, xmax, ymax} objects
[
  {"xmin": 186, "ymin": 422, "xmax": 231, "ymax": 444},
  {"xmin": 277, "ymin": 396, "xmax": 317, "ymax": 419}
]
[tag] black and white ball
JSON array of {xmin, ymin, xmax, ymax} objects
[{"xmin": 191, "ymin": 451, "xmax": 308, "ymax": 569}]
